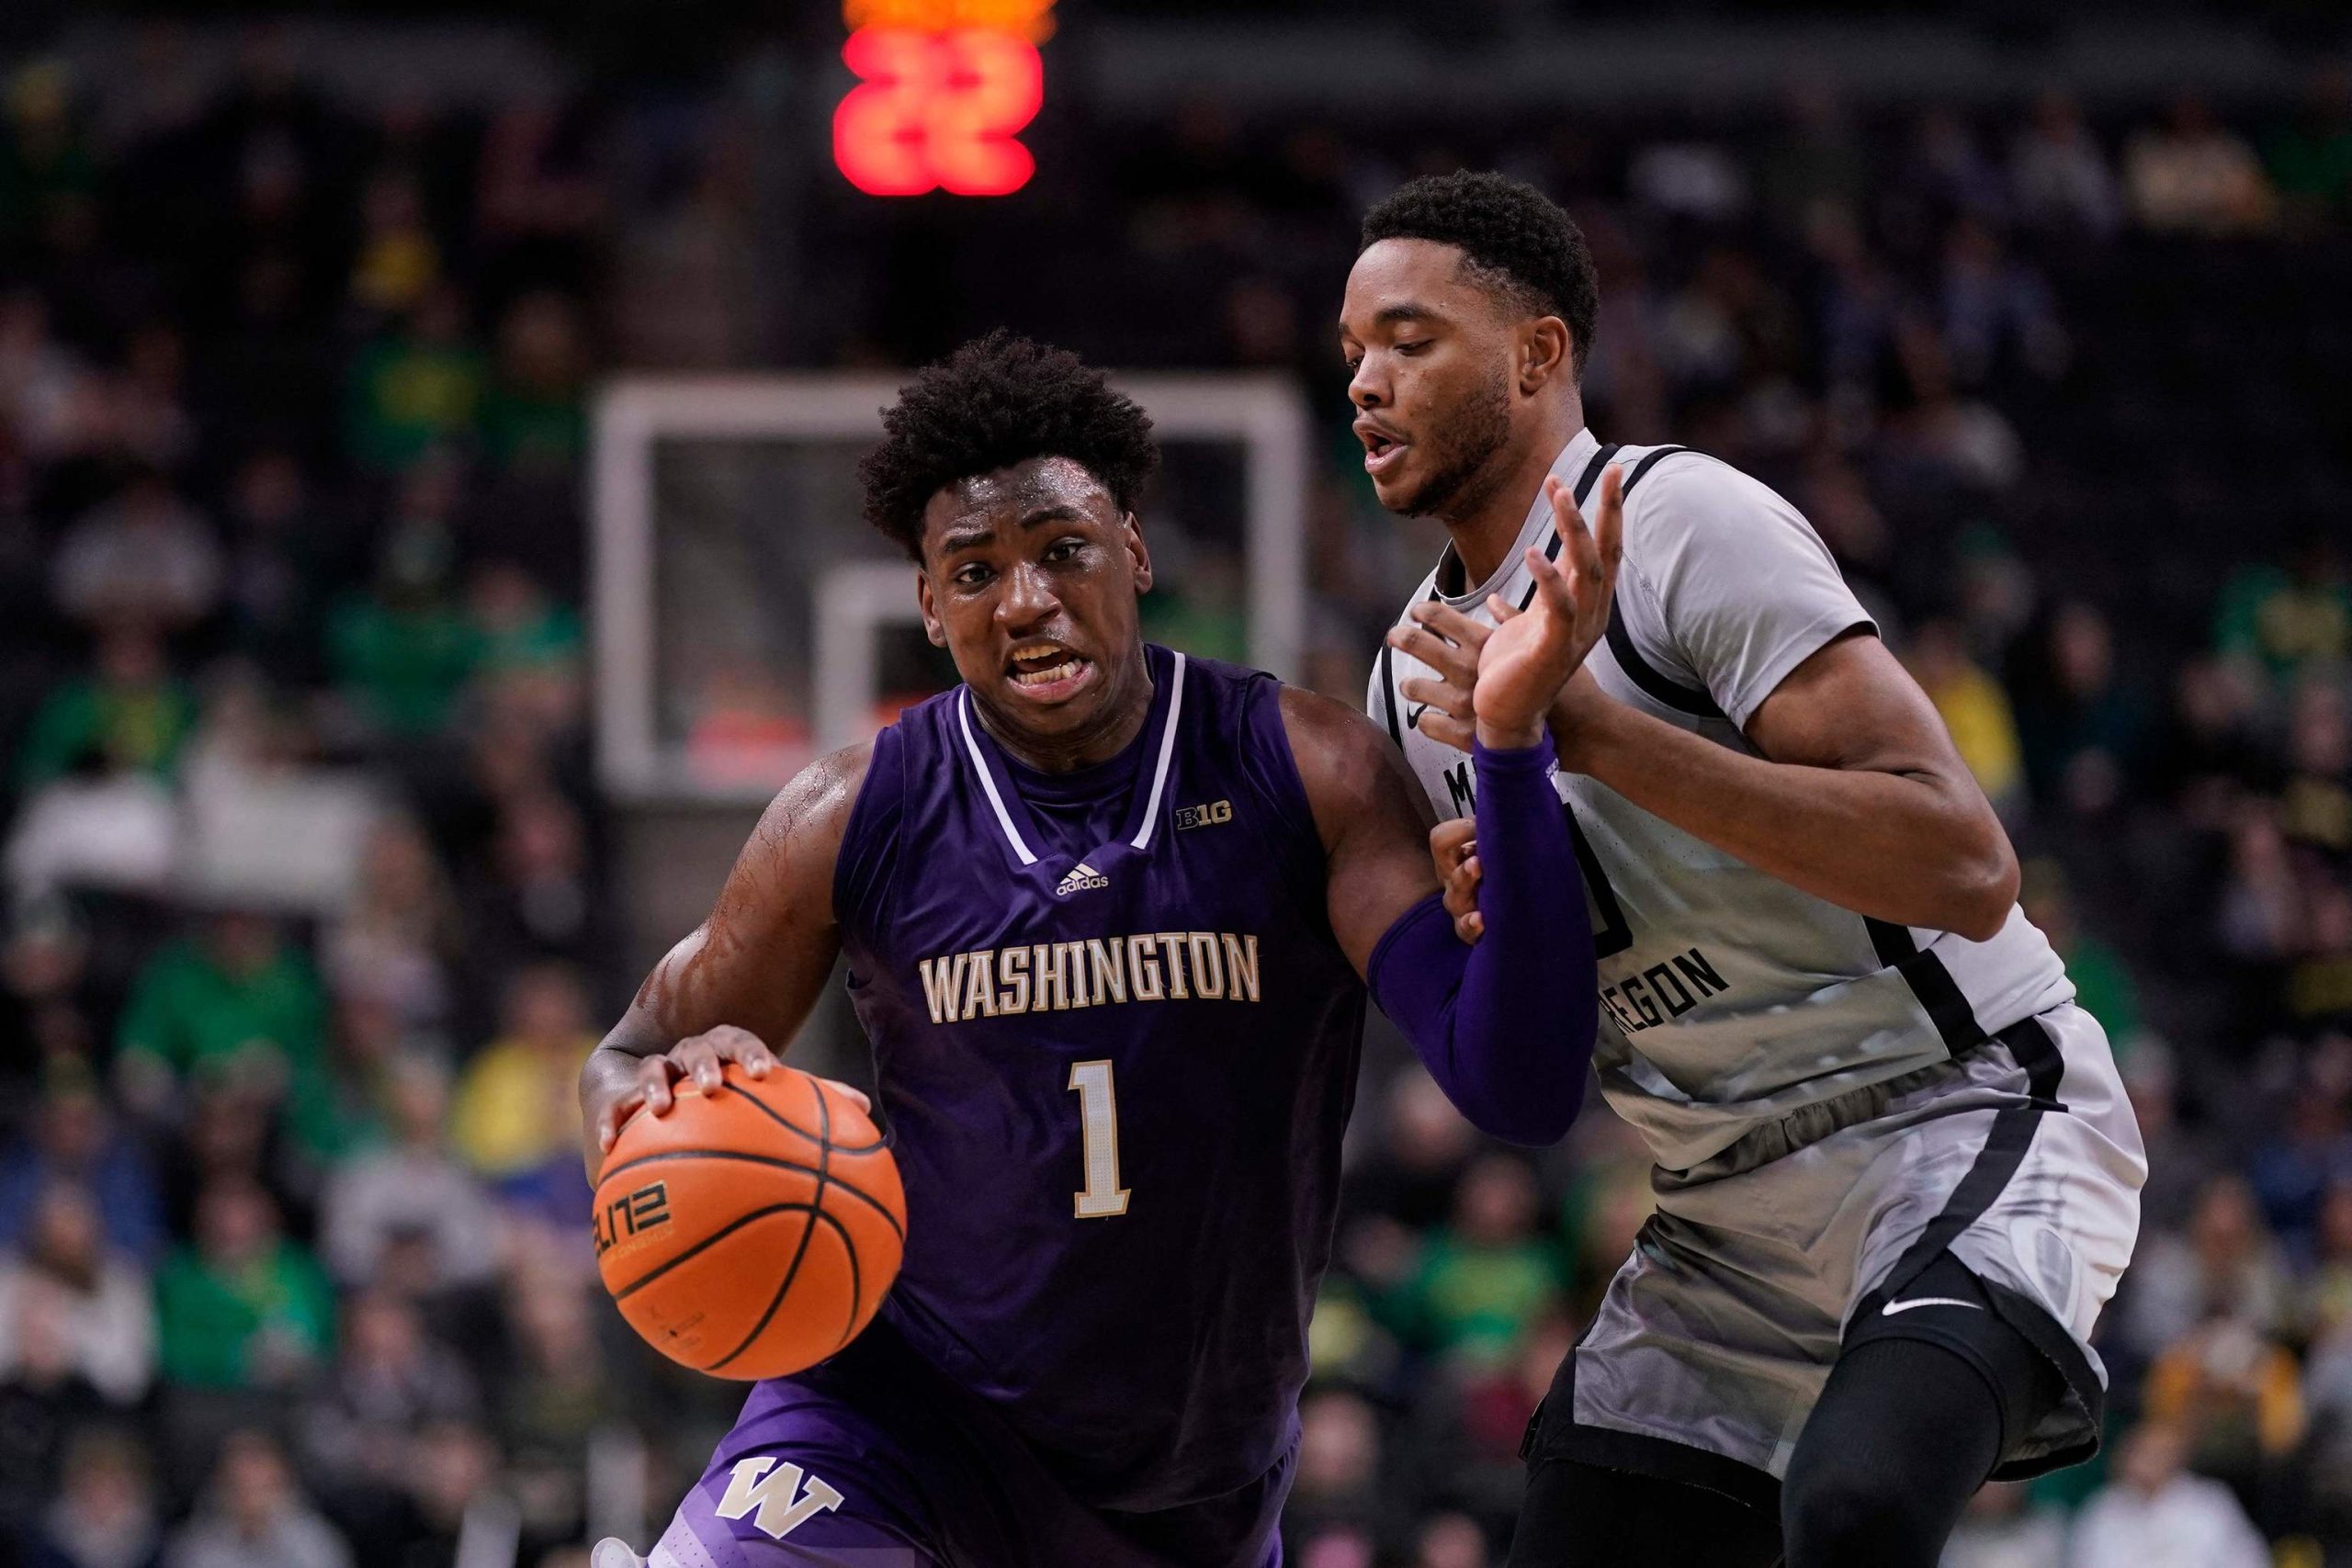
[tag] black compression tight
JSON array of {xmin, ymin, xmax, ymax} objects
[
  {"xmin": 1507, "ymin": 1456, "xmax": 1783, "ymax": 1568},
  {"xmin": 1778, "ymin": 1337, "xmax": 2017, "ymax": 1567},
  {"xmin": 1509, "ymin": 1334, "xmax": 2053, "ymax": 1567}
]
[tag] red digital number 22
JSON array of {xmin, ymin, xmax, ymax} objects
[{"xmin": 834, "ymin": 28, "xmax": 1044, "ymax": 197}]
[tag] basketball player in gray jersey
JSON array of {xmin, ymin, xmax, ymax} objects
[{"xmin": 1340, "ymin": 172, "xmax": 2145, "ymax": 1568}]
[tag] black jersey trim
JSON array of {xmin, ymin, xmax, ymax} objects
[
  {"xmin": 1377, "ymin": 644, "xmax": 1405, "ymax": 748},
  {"xmin": 1621, "ymin": 444, "xmax": 1693, "ymax": 494},
  {"xmin": 1578, "ymin": 446, "xmax": 1731, "ymax": 721},
  {"xmin": 1516, "ymin": 444, "xmax": 1623, "ymax": 611},
  {"xmin": 1872, "ymin": 1013, "xmax": 2069, "ymax": 1303},
  {"xmin": 1848, "ymin": 1012, "xmax": 2098, "ymax": 1479},
  {"xmin": 1383, "ymin": 581, "xmax": 1445, "ymax": 746},
  {"xmin": 1864, "ymin": 918, "xmax": 1985, "ymax": 1058},
  {"xmin": 1574, "ymin": 441, "xmax": 1624, "ymax": 503},
  {"xmin": 1603, "ymin": 609, "xmax": 1726, "ymax": 719}
]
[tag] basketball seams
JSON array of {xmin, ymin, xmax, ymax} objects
[
  {"xmin": 709, "ymin": 1201, "xmax": 822, "ymax": 1371},
  {"xmin": 809, "ymin": 1207, "xmax": 865, "ymax": 1352},
  {"xmin": 598, "ymin": 1070, "xmax": 902, "ymax": 1379},
  {"xmin": 734, "ymin": 1077, "xmax": 888, "ymax": 1156},
  {"xmin": 707, "ymin": 1076, "xmax": 833, "ymax": 1373},
  {"xmin": 611, "ymin": 1202, "xmax": 820, "ymax": 1302},
  {"xmin": 594, "ymin": 1148, "xmax": 906, "ymax": 1242}
]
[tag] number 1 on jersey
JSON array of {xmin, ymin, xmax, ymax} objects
[{"xmin": 1069, "ymin": 1060, "xmax": 1131, "ymax": 1218}]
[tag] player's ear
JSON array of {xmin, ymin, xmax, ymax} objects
[
  {"xmin": 915, "ymin": 567, "xmax": 947, "ymax": 647},
  {"xmin": 1521, "ymin": 316, "xmax": 1571, "ymax": 396},
  {"xmin": 1123, "ymin": 512, "xmax": 1153, "ymax": 594}
]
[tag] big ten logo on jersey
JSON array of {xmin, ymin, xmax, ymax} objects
[
  {"xmin": 715, "ymin": 1457, "xmax": 845, "ymax": 1542},
  {"xmin": 593, "ymin": 1181, "xmax": 671, "ymax": 1257},
  {"xmin": 1174, "ymin": 799, "xmax": 1234, "ymax": 832}
]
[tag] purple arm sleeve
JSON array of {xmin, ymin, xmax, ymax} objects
[{"xmin": 1367, "ymin": 739, "xmax": 1599, "ymax": 1145}]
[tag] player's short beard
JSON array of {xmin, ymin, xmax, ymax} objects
[{"xmin": 1394, "ymin": 361, "xmax": 1514, "ymax": 523}]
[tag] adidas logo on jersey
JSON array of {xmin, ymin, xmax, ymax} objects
[{"xmin": 1056, "ymin": 862, "xmax": 1110, "ymax": 897}]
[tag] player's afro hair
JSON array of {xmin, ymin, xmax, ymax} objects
[
  {"xmin": 857, "ymin": 330, "xmax": 1159, "ymax": 562},
  {"xmin": 1360, "ymin": 171, "xmax": 1600, "ymax": 378}
]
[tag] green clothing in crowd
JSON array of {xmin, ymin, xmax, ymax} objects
[
  {"xmin": 154, "ymin": 1241, "xmax": 334, "ymax": 1389},
  {"xmin": 2065, "ymin": 933, "xmax": 2144, "ymax": 1048},
  {"xmin": 476, "ymin": 598, "xmax": 582, "ymax": 677},
  {"xmin": 15, "ymin": 675, "xmax": 198, "ymax": 787},
  {"xmin": 115, "ymin": 937, "xmax": 355, "ymax": 1156},
  {"xmin": 481, "ymin": 382, "xmax": 586, "ymax": 477},
  {"xmin": 345, "ymin": 334, "xmax": 488, "ymax": 472},
  {"xmin": 330, "ymin": 593, "xmax": 482, "ymax": 736},
  {"xmin": 117, "ymin": 938, "xmax": 327, "ymax": 1081},
  {"xmin": 2212, "ymin": 563, "xmax": 2352, "ymax": 682},
  {"xmin": 1381, "ymin": 1233, "xmax": 1566, "ymax": 1362}
]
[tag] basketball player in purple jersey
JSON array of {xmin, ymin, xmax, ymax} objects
[{"xmin": 579, "ymin": 332, "xmax": 1621, "ymax": 1568}]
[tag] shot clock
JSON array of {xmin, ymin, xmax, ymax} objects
[{"xmin": 833, "ymin": 0, "xmax": 1054, "ymax": 197}]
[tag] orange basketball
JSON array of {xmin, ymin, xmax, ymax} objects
[{"xmin": 593, "ymin": 1063, "xmax": 905, "ymax": 1381}]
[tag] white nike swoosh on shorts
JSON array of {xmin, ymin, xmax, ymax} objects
[{"xmin": 1880, "ymin": 1296, "xmax": 1982, "ymax": 1315}]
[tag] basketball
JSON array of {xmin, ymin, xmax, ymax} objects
[{"xmin": 593, "ymin": 1064, "xmax": 905, "ymax": 1381}]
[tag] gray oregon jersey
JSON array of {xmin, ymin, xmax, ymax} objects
[{"xmin": 1371, "ymin": 430, "xmax": 2075, "ymax": 1170}]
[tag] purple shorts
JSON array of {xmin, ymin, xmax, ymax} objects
[{"xmin": 650, "ymin": 1324, "xmax": 1293, "ymax": 1568}]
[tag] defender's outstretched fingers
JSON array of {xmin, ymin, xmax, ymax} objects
[
  {"xmin": 1413, "ymin": 601, "xmax": 1499, "ymax": 648},
  {"xmin": 1415, "ymin": 706, "xmax": 1476, "ymax": 752},
  {"xmin": 1551, "ymin": 462, "xmax": 1623, "ymax": 604},
  {"xmin": 1523, "ymin": 547, "xmax": 1580, "ymax": 625},
  {"xmin": 1400, "ymin": 675, "xmax": 1473, "ymax": 727},
  {"xmin": 1387, "ymin": 624, "xmax": 1476, "ymax": 682},
  {"xmin": 1591, "ymin": 462, "xmax": 1625, "ymax": 576}
]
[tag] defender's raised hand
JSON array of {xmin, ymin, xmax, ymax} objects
[
  {"xmin": 1388, "ymin": 604, "xmax": 1488, "ymax": 753},
  {"xmin": 1472, "ymin": 465, "xmax": 1623, "ymax": 748},
  {"xmin": 1385, "ymin": 466, "xmax": 1623, "ymax": 755}
]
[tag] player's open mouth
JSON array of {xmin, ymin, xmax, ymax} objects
[
  {"xmin": 1007, "ymin": 641, "xmax": 1093, "ymax": 700},
  {"xmin": 1357, "ymin": 424, "xmax": 1409, "ymax": 478}
]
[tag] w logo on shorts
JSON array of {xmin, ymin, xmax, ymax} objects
[{"xmin": 715, "ymin": 1456, "xmax": 845, "ymax": 1541}]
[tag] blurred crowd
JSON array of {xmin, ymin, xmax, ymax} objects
[{"xmin": 0, "ymin": 17, "xmax": 2346, "ymax": 1568}]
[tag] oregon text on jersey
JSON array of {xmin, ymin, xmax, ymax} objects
[
  {"xmin": 1600, "ymin": 949, "xmax": 1731, "ymax": 1036},
  {"xmin": 1439, "ymin": 753, "xmax": 1736, "ymax": 1037}
]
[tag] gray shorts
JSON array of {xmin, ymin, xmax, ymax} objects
[{"xmin": 1560, "ymin": 1002, "xmax": 2145, "ymax": 1485}]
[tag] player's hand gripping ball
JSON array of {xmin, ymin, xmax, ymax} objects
[{"xmin": 594, "ymin": 1063, "xmax": 905, "ymax": 1380}]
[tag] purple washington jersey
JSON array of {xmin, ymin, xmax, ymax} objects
[{"xmin": 829, "ymin": 643, "xmax": 1364, "ymax": 1512}]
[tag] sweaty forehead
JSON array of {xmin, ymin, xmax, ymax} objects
[{"xmin": 922, "ymin": 456, "xmax": 1115, "ymax": 541}]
